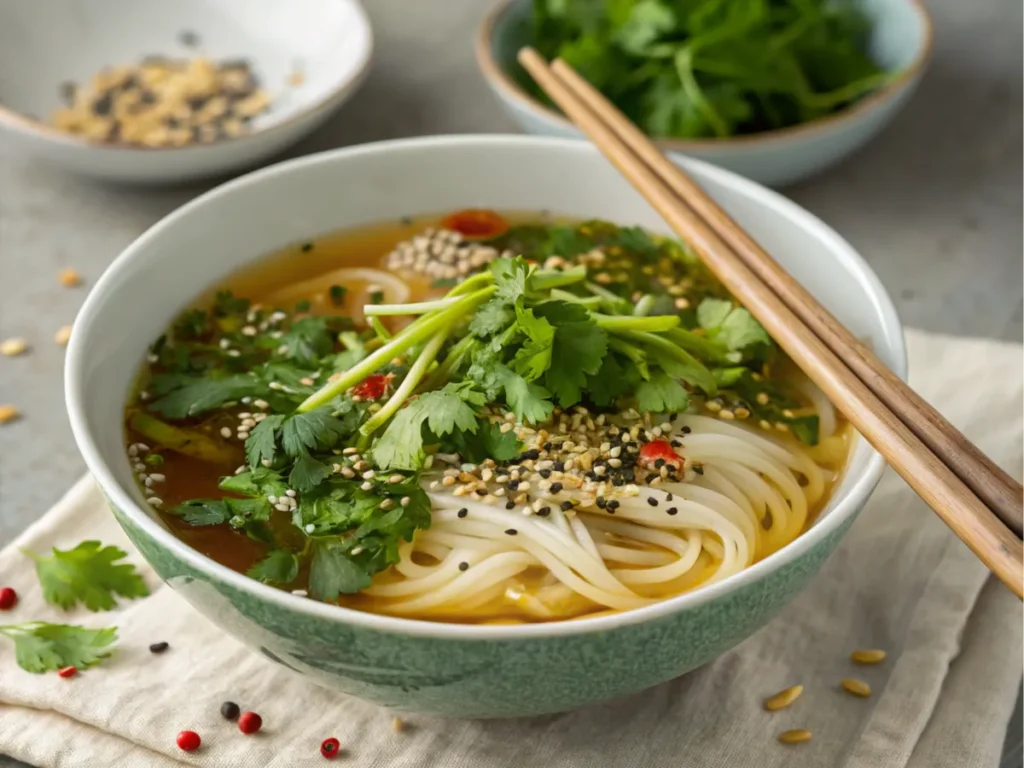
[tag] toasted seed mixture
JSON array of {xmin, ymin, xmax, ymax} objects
[
  {"xmin": 778, "ymin": 728, "xmax": 813, "ymax": 744},
  {"xmin": 850, "ymin": 648, "xmax": 887, "ymax": 665},
  {"xmin": 764, "ymin": 684, "xmax": 803, "ymax": 711},
  {"xmin": 385, "ymin": 228, "xmax": 513, "ymax": 281},
  {"xmin": 51, "ymin": 56, "xmax": 270, "ymax": 147}
]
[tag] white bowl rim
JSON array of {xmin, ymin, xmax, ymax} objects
[
  {"xmin": 0, "ymin": 0, "xmax": 373, "ymax": 153},
  {"xmin": 66, "ymin": 134, "xmax": 907, "ymax": 640},
  {"xmin": 475, "ymin": 0, "xmax": 934, "ymax": 151}
]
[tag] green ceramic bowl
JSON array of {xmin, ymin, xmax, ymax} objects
[
  {"xmin": 66, "ymin": 136, "xmax": 906, "ymax": 718},
  {"xmin": 476, "ymin": 0, "xmax": 933, "ymax": 187}
]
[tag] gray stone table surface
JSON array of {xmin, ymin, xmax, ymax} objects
[{"xmin": 0, "ymin": 0, "xmax": 1020, "ymax": 766}]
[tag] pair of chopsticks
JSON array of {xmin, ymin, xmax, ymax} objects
[{"xmin": 517, "ymin": 48, "xmax": 1024, "ymax": 599}]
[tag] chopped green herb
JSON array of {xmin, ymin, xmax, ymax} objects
[
  {"xmin": 25, "ymin": 541, "xmax": 149, "ymax": 612},
  {"xmin": 0, "ymin": 622, "xmax": 118, "ymax": 673}
]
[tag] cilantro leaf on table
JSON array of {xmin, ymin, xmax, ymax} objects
[
  {"xmin": 532, "ymin": 301, "xmax": 608, "ymax": 407},
  {"xmin": 0, "ymin": 623, "xmax": 118, "ymax": 673},
  {"xmin": 26, "ymin": 541, "xmax": 149, "ymax": 612},
  {"xmin": 246, "ymin": 550, "xmax": 300, "ymax": 586}
]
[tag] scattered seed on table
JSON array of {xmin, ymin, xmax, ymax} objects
[
  {"xmin": 238, "ymin": 711, "xmax": 262, "ymax": 734},
  {"xmin": 58, "ymin": 268, "xmax": 82, "ymax": 287},
  {"xmin": 391, "ymin": 716, "xmax": 405, "ymax": 733},
  {"xmin": 148, "ymin": 641, "xmax": 169, "ymax": 654},
  {"xmin": 841, "ymin": 678, "xmax": 872, "ymax": 697},
  {"xmin": 58, "ymin": 665, "xmax": 78, "ymax": 678},
  {"xmin": 54, "ymin": 325, "xmax": 73, "ymax": 347},
  {"xmin": 220, "ymin": 701, "xmax": 241, "ymax": 720},
  {"xmin": 320, "ymin": 737, "xmax": 341, "ymax": 759},
  {"xmin": 778, "ymin": 728, "xmax": 812, "ymax": 745},
  {"xmin": 0, "ymin": 338, "xmax": 28, "ymax": 356},
  {"xmin": 0, "ymin": 405, "xmax": 20, "ymax": 425},
  {"xmin": 0, "ymin": 587, "xmax": 18, "ymax": 610},
  {"xmin": 851, "ymin": 648, "xmax": 887, "ymax": 665},
  {"xmin": 178, "ymin": 30, "xmax": 200, "ymax": 47},
  {"xmin": 176, "ymin": 730, "xmax": 201, "ymax": 751},
  {"xmin": 763, "ymin": 684, "xmax": 803, "ymax": 711}
]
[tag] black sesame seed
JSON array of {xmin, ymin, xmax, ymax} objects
[
  {"xmin": 504, "ymin": 528, "xmax": 518, "ymax": 536},
  {"xmin": 538, "ymin": 469, "xmax": 551, "ymax": 479},
  {"xmin": 148, "ymin": 641, "xmax": 169, "ymax": 654},
  {"xmin": 301, "ymin": 242, "xmax": 314, "ymax": 253},
  {"xmin": 682, "ymin": 426, "xmax": 692, "ymax": 434},
  {"xmin": 458, "ymin": 562, "xmax": 469, "ymax": 571},
  {"xmin": 612, "ymin": 477, "xmax": 625, "ymax": 487},
  {"xmin": 607, "ymin": 499, "xmax": 621, "ymax": 510},
  {"xmin": 92, "ymin": 92, "xmax": 113, "ymax": 116},
  {"xmin": 553, "ymin": 461, "xmax": 565, "ymax": 472},
  {"xmin": 507, "ymin": 479, "xmax": 520, "ymax": 491},
  {"xmin": 693, "ymin": 465, "xmax": 704, "ymax": 475},
  {"xmin": 586, "ymin": 471, "xmax": 598, "ymax": 480},
  {"xmin": 671, "ymin": 439, "xmax": 683, "ymax": 448},
  {"xmin": 549, "ymin": 482, "xmax": 563, "ymax": 493},
  {"xmin": 505, "ymin": 501, "xmax": 515, "ymax": 510},
  {"xmin": 596, "ymin": 497, "xmax": 607, "ymax": 509},
  {"xmin": 220, "ymin": 701, "xmax": 241, "ymax": 720},
  {"xmin": 666, "ymin": 493, "xmax": 673, "ymax": 501},
  {"xmin": 457, "ymin": 508, "xmax": 468, "ymax": 518},
  {"xmin": 543, "ymin": 442, "xmax": 553, "ymax": 450},
  {"xmin": 187, "ymin": 95, "xmax": 209, "ymax": 111},
  {"xmin": 560, "ymin": 501, "xmax": 573, "ymax": 511},
  {"xmin": 654, "ymin": 458, "xmax": 666, "ymax": 469},
  {"xmin": 667, "ymin": 507, "xmax": 678, "ymax": 516},
  {"xmin": 647, "ymin": 497, "xmax": 659, "ymax": 507},
  {"xmin": 537, "ymin": 506, "xmax": 551, "ymax": 517}
]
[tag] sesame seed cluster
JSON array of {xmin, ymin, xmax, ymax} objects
[{"xmin": 384, "ymin": 228, "xmax": 514, "ymax": 281}]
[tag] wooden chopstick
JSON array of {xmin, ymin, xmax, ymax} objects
[
  {"xmin": 548, "ymin": 58, "xmax": 1024, "ymax": 539},
  {"xmin": 517, "ymin": 48, "xmax": 1024, "ymax": 599}
]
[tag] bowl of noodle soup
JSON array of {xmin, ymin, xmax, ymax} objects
[{"xmin": 66, "ymin": 135, "xmax": 905, "ymax": 717}]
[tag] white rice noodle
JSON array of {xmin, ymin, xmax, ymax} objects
[{"xmin": 361, "ymin": 415, "xmax": 835, "ymax": 619}]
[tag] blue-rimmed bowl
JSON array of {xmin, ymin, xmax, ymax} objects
[
  {"xmin": 66, "ymin": 135, "xmax": 905, "ymax": 718},
  {"xmin": 476, "ymin": 0, "xmax": 932, "ymax": 187}
]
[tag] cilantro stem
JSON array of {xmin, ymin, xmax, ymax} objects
[
  {"xmin": 591, "ymin": 313, "xmax": 680, "ymax": 333},
  {"xmin": 550, "ymin": 289, "xmax": 602, "ymax": 309},
  {"xmin": 621, "ymin": 330, "xmax": 718, "ymax": 394},
  {"xmin": 530, "ymin": 264, "xmax": 587, "ymax": 291},
  {"xmin": 419, "ymin": 334, "xmax": 477, "ymax": 392},
  {"xmin": 446, "ymin": 271, "xmax": 493, "ymax": 297},
  {"xmin": 297, "ymin": 287, "xmax": 495, "ymax": 412},
  {"xmin": 360, "ymin": 331, "xmax": 447, "ymax": 436},
  {"xmin": 363, "ymin": 297, "xmax": 460, "ymax": 317},
  {"xmin": 369, "ymin": 316, "xmax": 392, "ymax": 340},
  {"xmin": 664, "ymin": 328, "xmax": 736, "ymax": 364}
]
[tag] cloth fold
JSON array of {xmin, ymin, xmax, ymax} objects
[{"xmin": 0, "ymin": 328, "xmax": 1020, "ymax": 768}]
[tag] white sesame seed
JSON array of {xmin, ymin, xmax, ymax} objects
[
  {"xmin": 146, "ymin": 497, "xmax": 163, "ymax": 507},
  {"xmin": 285, "ymin": 489, "xmax": 297, "ymax": 498},
  {"xmin": 274, "ymin": 503, "xmax": 290, "ymax": 512},
  {"xmin": 220, "ymin": 427, "xmax": 232, "ymax": 438},
  {"xmin": 0, "ymin": 338, "xmax": 28, "ymax": 356},
  {"xmin": 219, "ymin": 338, "xmax": 231, "ymax": 349},
  {"xmin": 291, "ymin": 589, "xmax": 308, "ymax": 597},
  {"xmin": 148, "ymin": 473, "xmax": 166, "ymax": 483},
  {"xmin": 305, "ymin": 524, "xmax": 315, "ymax": 533}
]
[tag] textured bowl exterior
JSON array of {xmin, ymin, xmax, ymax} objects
[
  {"xmin": 108, "ymin": 494, "xmax": 860, "ymax": 718},
  {"xmin": 479, "ymin": 0, "xmax": 931, "ymax": 187},
  {"xmin": 66, "ymin": 136, "xmax": 905, "ymax": 718}
]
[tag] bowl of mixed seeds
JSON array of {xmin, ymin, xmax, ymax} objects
[{"xmin": 0, "ymin": 0, "xmax": 373, "ymax": 182}]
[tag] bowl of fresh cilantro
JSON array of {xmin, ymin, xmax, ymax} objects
[{"xmin": 476, "ymin": 0, "xmax": 932, "ymax": 187}]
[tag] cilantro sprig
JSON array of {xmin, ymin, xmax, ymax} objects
[
  {"xmin": 0, "ymin": 622, "xmax": 118, "ymax": 673},
  {"xmin": 25, "ymin": 542, "xmax": 149, "ymax": 612}
]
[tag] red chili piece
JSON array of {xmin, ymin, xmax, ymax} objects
[
  {"xmin": 439, "ymin": 209, "xmax": 510, "ymax": 240},
  {"xmin": 238, "ymin": 711, "xmax": 262, "ymax": 735},
  {"xmin": 638, "ymin": 439, "xmax": 683, "ymax": 470},
  {"xmin": 320, "ymin": 737, "xmax": 341, "ymax": 758},
  {"xmin": 352, "ymin": 373, "xmax": 388, "ymax": 401},
  {"xmin": 176, "ymin": 731, "xmax": 201, "ymax": 752},
  {"xmin": 0, "ymin": 587, "xmax": 17, "ymax": 610},
  {"xmin": 57, "ymin": 665, "xmax": 78, "ymax": 678}
]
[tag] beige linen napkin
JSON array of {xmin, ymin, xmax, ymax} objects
[{"xmin": 0, "ymin": 328, "xmax": 1021, "ymax": 768}]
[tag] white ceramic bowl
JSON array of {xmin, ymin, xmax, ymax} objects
[
  {"xmin": 476, "ymin": 0, "xmax": 932, "ymax": 187},
  {"xmin": 65, "ymin": 136, "xmax": 907, "ymax": 717},
  {"xmin": 0, "ymin": 0, "xmax": 372, "ymax": 183}
]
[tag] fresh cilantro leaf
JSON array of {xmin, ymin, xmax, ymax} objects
[
  {"xmin": 281, "ymin": 409, "xmax": 350, "ymax": 457},
  {"xmin": 220, "ymin": 467, "xmax": 288, "ymax": 498},
  {"xmin": 373, "ymin": 384, "xmax": 482, "ymax": 471},
  {"xmin": 309, "ymin": 541, "xmax": 372, "ymax": 600},
  {"xmin": 27, "ymin": 542, "xmax": 149, "ymax": 612},
  {"xmin": 489, "ymin": 256, "xmax": 531, "ymax": 304},
  {"xmin": 509, "ymin": 305, "xmax": 555, "ymax": 381},
  {"xmin": 636, "ymin": 372, "xmax": 691, "ymax": 414},
  {"xmin": 697, "ymin": 298, "xmax": 770, "ymax": 353},
  {"xmin": 148, "ymin": 375, "xmax": 256, "ymax": 418},
  {"xmin": 614, "ymin": 0, "xmax": 677, "ymax": 55},
  {"xmin": 586, "ymin": 353, "xmax": 636, "ymax": 407},
  {"xmin": 214, "ymin": 290, "xmax": 249, "ymax": 317},
  {"xmin": 532, "ymin": 301, "xmax": 608, "ymax": 407},
  {"xmin": 469, "ymin": 299, "xmax": 515, "ymax": 338},
  {"xmin": 245, "ymin": 414, "xmax": 284, "ymax": 468},
  {"xmin": 279, "ymin": 317, "xmax": 334, "ymax": 365},
  {"xmin": 1, "ymin": 623, "xmax": 117, "ymax": 673},
  {"xmin": 442, "ymin": 420, "xmax": 522, "ymax": 464},
  {"xmin": 499, "ymin": 368, "xmax": 554, "ymax": 424},
  {"xmin": 288, "ymin": 452, "xmax": 333, "ymax": 493},
  {"xmin": 246, "ymin": 550, "xmax": 299, "ymax": 586},
  {"xmin": 172, "ymin": 499, "xmax": 230, "ymax": 526}
]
